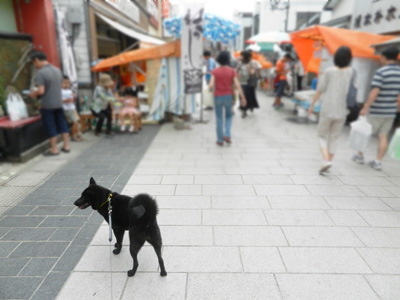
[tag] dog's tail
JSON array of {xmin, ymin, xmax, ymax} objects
[{"xmin": 131, "ymin": 193, "xmax": 159, "ymax": 223}]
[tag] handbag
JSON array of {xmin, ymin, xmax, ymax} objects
[
  {"xmin": 246, "ymin": 63, "xmax": 258, "ymax": 87},
  {"xmin": 346, "ymin": 69, "xmax": 358, "ymax": 110}
]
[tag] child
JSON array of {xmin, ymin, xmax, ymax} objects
[
  {"xmin": 119, "ymin": 87, "xmax": 141, "ymax": 133},
  {"xmin": 62, "ymin": 76, "xmax": 82, "ymax": 141}
]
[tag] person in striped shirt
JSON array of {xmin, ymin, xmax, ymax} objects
[{"xmin": 353, "ymin": 46, "xmax": 400, "ymax": 170}]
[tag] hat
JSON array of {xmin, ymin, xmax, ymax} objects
[{"xmin": 99, "ymin": 73, "xmax": 113, "ymax": 87}]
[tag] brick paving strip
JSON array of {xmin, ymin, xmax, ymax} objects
[{"xmin": 0, "ymin": 126, "xmax": 160, "ymax": 300}]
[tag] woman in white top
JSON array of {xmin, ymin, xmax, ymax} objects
[{"xmin": 308, "ymin": 46, "xmax": 355, "ymax": 174}]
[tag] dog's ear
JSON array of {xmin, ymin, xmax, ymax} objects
[
  {"xmin": 132, "ymin": 205, "xmax": 145, "ymax": 219},
  {"xmin": 89, "ymin": 177, "xmax": 96, "ymax": 185}
]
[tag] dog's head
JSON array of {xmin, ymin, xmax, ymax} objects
[{"xmin": 74, "ymin": 177, "xmax": 111, "ymax": 210}]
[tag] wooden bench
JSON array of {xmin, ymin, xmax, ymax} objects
[{"xmin": 79, "ymin": 112, "xmax": 96, "ymax": 133}]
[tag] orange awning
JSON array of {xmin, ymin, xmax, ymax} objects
[
  {"xmin": 290, "ymin": 25, "xmax": 396, "ymax": 74},
  {"xmin": 92, "ymin": 40, "xmax": 181, "ymax": 72},
  {"xmin": 233, "ymin": 51, "xmax": 273, "ymax": 69}
]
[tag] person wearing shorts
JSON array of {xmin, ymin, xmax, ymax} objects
[
  {"xmin": 353, "ymin": 46, "xmax": 400, "ymax": 170},
  {"xmin": 30, "ymin": 51, "xmax": 70, "ymax": 156},
  {"xmin": 273, "ymin": 53, "xmax": 293, "ymax": 109},
  {"xmin": 62, "ymin": 76, "xmax": 82, "ymax": 142}
]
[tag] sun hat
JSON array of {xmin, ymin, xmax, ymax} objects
[{"xmin": 99, "ymin": 73, "xmax": 113, "ymax": 87}]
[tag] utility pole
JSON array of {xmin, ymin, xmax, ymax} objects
[{"xmin": 270, "ymin": 0, "xmax": 290, "ymax": 32}]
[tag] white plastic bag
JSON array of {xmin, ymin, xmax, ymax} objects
[
  {"xmin": 202, "ymin": 89, "xmax": 214, "ymax": 108},
  {"xmin": 348, "ymin": 116, "xmax": 372, "ymax": 152},
  {"xmin": 388, "ymin": 128, "xmax": 400, "ymax": 160},
  {"xmin": 6, "ymin": 92, "xmax": 28, "ymax": 121}
]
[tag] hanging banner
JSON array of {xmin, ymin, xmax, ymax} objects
[
  {"xmin": 55, "ymin": 9, "xmax": 78, "ymax": 94},
  {"xmin": 181, "ymin": 4, "xmax": 204, "ymax": 94}
]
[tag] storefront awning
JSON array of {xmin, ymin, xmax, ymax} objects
[{"xmin": 96, "ymin": 13, "xmax": 165, "ymax": 46}]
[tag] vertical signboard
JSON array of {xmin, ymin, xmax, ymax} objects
[
  {"xmin": 162, "ymin": 0, "xmax": 170, "ymax": 18},
  {"xmin": 181, "ymin": 4, "xmax": 204, "ymax": 94}
]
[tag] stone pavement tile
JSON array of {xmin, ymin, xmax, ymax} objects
[
  {"xmin": 0, "ymin": 277, "xmax": 43, "ymax": 299},
  {"xmin": 384, "ymin": 186, "xmax": 400, "ymax": 197},
  {"xmin": 4, "ymin": 205, "xmax": 36, "ymax": 215},
  {"xmin": 175, "ymin": 185, "xmax": 202, "ymax": 195},
  {"xmin": 203, "ymin": 210, "xmax": 267, "ymax": 225},
  {"xmin": 53, "ymin": 245, "xmax": 87, "ymax": 271},
  {"xmin": 75, "ymin": 245, "xmax": 158, "ymax": 272},
  {"xmin": 338, "ymin": 176, "xmax": 394, "ymax": 186},
  {"xmin": 0, "ymin": 241, "xmax": 20, "ymax": 257},
  {"xmin": 0, "ymin": 228, "xmax": 10, "ymax": 239},
  {"xmin": 4, "ymin": 172, "xmax": 50, "ymax": 187},
  {"xmin": 255, "ymin": 185, "xmax": 310, "ymax": 196},
  {"xmin": 155, "ymin": 196, "xmax": 211, "ymax": 209},
  {"xmin": 31, "ymin": 271, "xmax": 70, "ymax": 300},
  {"xmin": 336, "ymin": 164, "xmax": 387, "ymax": 176},
  {"xmin": 268, "ymin": 166, "xmax": 294, "ymax": 175},
  {"xmin": 122, "ymin": 184, "xmax": 176, "ymax": 196},
  {"xmin": 358, "ymin": 211, "xmax": 400, "ymax": 227},
  {"xmin": 240, "ymin": 247, "xmax": 286, "ymax": 272},
  {"xmin": 187, "ymin": 273, "xmax": 282, "ymax": 300},
  {"xmin": 71, "ymin": 224, "xmax": 101, "ymax": 245},
  {"xmin": 29, "ymin": 206, "xmax": 74, "ymax": 216},
  {"xmin": 195, "ymin": 175, "xmax": 243, "ymax": 184},
  {"xmin": 265, "ymin": 210, "xmax": 333, "ymax": 226},
  {"xmin": 0, "ymin": 216, "xmax": 45, "ymax": 227},
  {"xmin": 2, "ymin": 228, "xmax": 56, "ymax": 241},
  {"xmin": 49, "ymin": 228, "xmax": 80, "ymax": 241},
  {"xmin": 160, "ymin": 226, "xmax": 213, "ymax": 246},
  {"xmin": 126, "ymin": 175, "xmax": 162, "ymax": 184},
  {"xmin": 290, "ymin": 175, "xmax": 342, "ymax": 185},
  {"xmin": 268, "ymin": 195, "xmax": 330, "ymax": 210},
  {"xmin": 202, "ymin": 184, "xmax": 255, "ymax": 195},
  {"xmin": 162, "ymin": 246, "xmax": 242, "ymax": 272},
  {"xmin": 306, "ymin": 185, "xmax": 365, "ymax": 196},
  {"xmin": 162, "ymin": 175, "xmax": 194, "ymax": 184},
  {"xmin": 365, "ymin": 275, "xmax": 400, "ymax": 300},
  {"xmin": 237, "ymin": 160, "xmax": 280, "ymax": 167},
  {"xmin": 327, "ymin": 210, "xmax": 369, "ymax": 226},
  {"xmin": 211, "ymin": 196, "xmax": 270, "ymax": 209},
  {"xmin": 0, "ymin": 257, "xmax": 29, "ymax": 275},
  {"xmin": 19, "ymin": 257, "xmax": 57, "ymax": 276},
  {"xmin": 214, "ymin": 226, "xmax": 287, "ymax": 246},
  {"xmin": 324, "ymin": 196, "xmax": 391, "ymax": 210},
  {"xmin": 282, "ymin": 227, "xmax": 364, "ymax": 247},
  {"xmin": 158, "ymin": 210, "xmax": 201, "ymax": 225},
  {"xmin": 121, "ymin": 273, "xmax": 187, "ymax": 300},
  {"xmin": 89, "ymin": 224, "xmax": 129, "ymax": 246},
  {"xmin": 0, "ymin": 187, "xmax": 35, "ymax": 206},
  {"xmin": 381, "ymin": 197, "xmax": 400, "ymax": 210},
  {"xmin": 357, "ymin": 186, "xmax": 396, "ymax": 197},
  {"xmin": 387, "ymin": 176, "xmax": 400, "ymax": 186},
  {"xmin": 195, "ymin": 159, "xmax": 237, "ymax": 167},
  {"xmin": 358, "ymin": 248, "xmax": 400, "ymax": 274},
  {"xmin": 39, "ymin": 216, "xmax": 87, "ymax": 228},
  {"xmin": 19, "ymin": 195, "xmax": 65, "ymax": 206},
  {"xmin": 242, "ymin": 175, "xmax": 293, "ymax": 185},
  {"xmin": 224, "ymin": 167, "xmax": 270, "ymax": 174},
  {"xmin": 290, "ymin": 166, "xmax": 342, "ymax": 175},
  {"xmin": 352, "ymin": 227, "xmax": 400, "ymax": 247},
  {"xmin": 56, "ymin": 272, "xmax": 126, "ymax": 300},
  {"xmin": 179, "ymin": 167, "xmax": 225, "ymax": 174},
  {"xmin": 279, "ymin": 247, "xmax": 372, "ymax": 274},
  {"xmin": 133, "ymin": 167, "xmax": 180, "ymax": 175},
  {"xmin": 10, "ymin": 242, "xmax": 69, "ymax": 258},
  {"xmin": 276, "ymin": 274, "xmax": 379, "ymax": 300}
]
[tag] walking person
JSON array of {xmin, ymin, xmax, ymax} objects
[
  {"xmin": 91, "ymin": 74, "xmax": 116, "ymax": 136},
  {"xmin": 352, "ymin": 46, "xmax": 400, "ymax": 170},
  {"xmin": 203, "ymin": 50, "xmax": 216, "ymax": 84},
  {"xmin": 308, "ymin": 46, "xmax": 355, "ymax": 174},
  {"xmin": 237, "ymin": 50, "xmax": 259, "ymax": 118},
  {"xmin": 273, "ymin": 53, "xmax": 293, "ymax": 108},
  {"xmin": 29, "ymin": 51, "xmax": 70, "ymax": 156},
  {"xmin": 208, "ymin": 51, "xmax": 246, "ymax": 146}
]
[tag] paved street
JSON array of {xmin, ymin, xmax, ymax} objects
[{"xmin": 1, "ymin": 92, "xmax": 400, "ymax": 300}]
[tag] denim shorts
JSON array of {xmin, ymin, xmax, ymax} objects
[
  {"xmin": 275, "ymin": 80, "xmax": 287, "ymax": 97},
  {"xmin": 40, "ymin": 108, "xmax": 70, "ymax": 138}
]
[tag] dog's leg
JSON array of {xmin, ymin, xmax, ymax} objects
[
  {"xmin": 146, "ymin": 226, "xmax": 167, "ymax": 276},
  {"xmin": 127, "ymin": 232, "xmax": 145, "ymax": 277},
  {"xmin": 150, "ymin": 242, "xmax": 167, "ymax": 277},
  {"xmin": 113, "ymin": 228, "xmax": 124, "ymax": 255}
]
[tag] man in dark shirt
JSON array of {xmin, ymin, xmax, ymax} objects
[{"xmin": 30, "ymin": 51, "xmax": 70, "ymax": 156}]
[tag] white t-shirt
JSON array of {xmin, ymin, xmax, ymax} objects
[{"xmin": 62, "ymin": 89, "xmax": 76, "ymax": 111}]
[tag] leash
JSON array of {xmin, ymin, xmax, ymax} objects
[{"xmin": 107, "ymin": 193, "xmax": 113, "ymax": 300}]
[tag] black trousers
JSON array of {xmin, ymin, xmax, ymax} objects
[{"xmin": 93, "ymin": 107, "xmax": 112, "ymax": 133}]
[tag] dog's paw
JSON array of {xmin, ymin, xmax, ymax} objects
[
  {"xmin": 113, "ymin": 248, "xmax": 121, "ymax": 255},
  {"xmin": 127, "ymin": 269, "xmax": 136, "ymax": 277},
  {"xmin": 160, "ymin": 271, "xmax": 167, "ymax": 277}
]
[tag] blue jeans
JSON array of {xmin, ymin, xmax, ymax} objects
[{"xmin": 214, "ymin": 95, "xmax": 233, "ymax": 142}]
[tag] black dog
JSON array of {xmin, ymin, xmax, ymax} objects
[{"xmin": 74, "ymin": 177, "xmax": 167, "ymax": 277}]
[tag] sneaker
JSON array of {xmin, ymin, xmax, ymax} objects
[
  {"xmin": 216, "ymin": 141, "xmax": 223, "ymax": 147},
  {"xmin": 223, "ymin": 136, "xmax": 232, "ymax": 144},
  {"xmin": 369, "ymin": 160, "xmax": 382, "ymax": 171},
  {"xmin": 129, "ymin": 125, "xmax": 134, "ymax": 133},
  {"xmin": 120, "ymin": 125, "xmax": 126, "ymax": 132},
  {"xmin": 352, "ymin": 153, "xmax": 365, "ymax": 164},
  {"xmin": 319, "ymin": 161, "xmax": 332, "ymax": 174},
  {"xmin": 241, "ymin": 111, "xmax": 247, "ymax": 118}
]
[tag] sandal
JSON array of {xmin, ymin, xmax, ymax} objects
[
  {"xmin": 61, "ymin": 148, "xmax": 70, "ymax": 153},
  {"xmin": 43, "ymin": 150, "xmax": 59, "ymax": 156}
]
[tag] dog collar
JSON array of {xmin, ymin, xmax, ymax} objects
[{"xmin": 99, "ymin": 193, "xmax": 113, "ymax": 208}]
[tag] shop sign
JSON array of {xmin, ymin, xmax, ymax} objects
[
  {"xmin": 148, "ymin": 0, "xmax": 159, "ymax": 29},
  {"xmin": 105, "ymin": 0, "xmax": 140, "ymax": 24},
  {"xmin": 181, "ymin": 4, "xmax": 204, "ymax": 94},
  {"xmin": 162, "ymin": 0, "xmax": 170, "ymax": 19},
  {"xmin": 351, "ymin": 0, "xmax": 400, "ymax": 34}
]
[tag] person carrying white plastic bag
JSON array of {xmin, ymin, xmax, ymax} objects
[
  {"xmin": 352, "ymin": 46, "xmax": 400, "ymax": 171},
  {"xmin": 6, "ymin": 92, "xmax": 29, "ymax": 121},
  {"xmin": 348, "ymin": 116, "xmax": 372, "ymax": 152}
]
